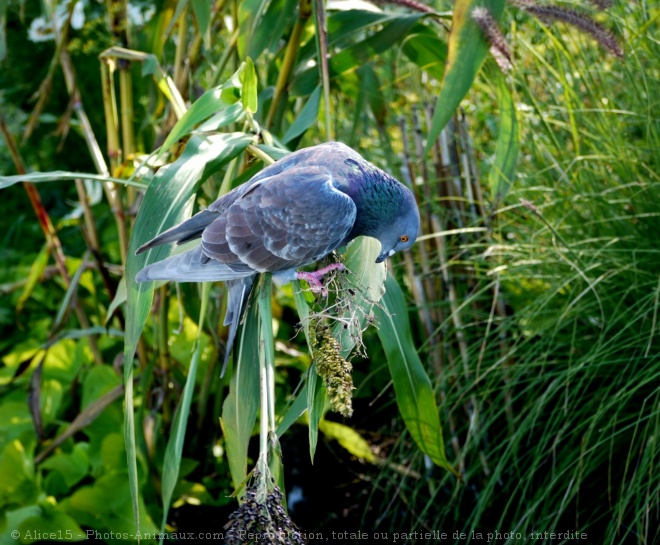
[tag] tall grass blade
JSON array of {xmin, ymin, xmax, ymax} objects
[{"xmin": 488, "ymin": 74, "xmax": 519, "ymax": 204}]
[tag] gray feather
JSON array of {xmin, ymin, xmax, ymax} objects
[
  {"xmin": 135, "ymin": 209, "xmax": 218, "ymax": 254},
  {"xmin": 135, "ymin": 246, "xmax": 254, "ymax": 283},
  {"xmin": 220, "ymin": 277, "xmax": 254, "ymax": 377}
]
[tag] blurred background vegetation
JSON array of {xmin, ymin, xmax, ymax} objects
[{"xmin": 0, "ymin": 0, "xmax": 658, "ymax": 543}]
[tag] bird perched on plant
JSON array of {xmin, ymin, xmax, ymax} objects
[{"xmin": 135, "ymin": 142, "xmax": 420, "ymax": 371}]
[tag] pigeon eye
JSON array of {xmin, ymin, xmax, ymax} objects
[{"xmin": 400, "ymin": 235, "xmax": 409, "ymax": 242}]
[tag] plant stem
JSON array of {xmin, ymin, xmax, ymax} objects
[{"xmin": 265, "ymin": 0, "xmax": 311, "ymax": 130}]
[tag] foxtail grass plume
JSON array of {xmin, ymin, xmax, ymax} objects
[
  {"xmin": 511, "ymin": 0, "xmax": 623, "ymax": 58},
  {"xmin": 314, "ymin": 326, "xmax": 354, "ymax": 418},
  {"xmin": 472, "ymin": 7, "xmax": 513, "ymax": 72}
]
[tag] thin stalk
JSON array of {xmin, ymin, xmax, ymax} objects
[
  {"xmin": 265, "ymin": 0, "xmax": 311, "ymax": 130},
  {"xmin": 173, "ymin": 6, "xmax": 188, "ymax": 92},
  {"xmin": 119, "ymin": 65, "xmax": 136, "ymax": 206},
  {"xmin": 313, "ymin": 0, "xmax": 332, "ymax": 140},
  {"xmin": 100, "ymin": 58, "xmax": 129, "ymax": 264},
  {"xmin": 256, "ymin": 274, "xmax": 277, "ymax": 472}
]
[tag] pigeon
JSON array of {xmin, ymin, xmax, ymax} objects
[{"xmin": 135, "ymin": 142, "xmax": 420, "ymax": 372}]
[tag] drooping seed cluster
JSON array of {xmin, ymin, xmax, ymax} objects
[
  {"xmin": 314, "ymin": 326, "xmax": 354, "ymax": 418},
  {"xmin": 225, "ymin": 478, "xmax": 305, "ymax": 545}
]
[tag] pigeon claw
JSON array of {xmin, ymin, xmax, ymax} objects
[{"xmin": 297, "ymin": 263, "xmax": 346, "ymax": 297}]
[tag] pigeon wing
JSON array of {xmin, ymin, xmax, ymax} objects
[{"xmin": 201, "ymin": 167, "xmax": 356, "ymax": 272}]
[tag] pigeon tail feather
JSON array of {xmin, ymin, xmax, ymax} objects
[
  {"xmin": 220, "ymin": 277, "xmax": 254, "ymax": 377},
  {"xmin": 135, "ymin": 246, "xmax": 255, "ymax": 283},
  {"xmin": 135, "ymin": 210, "xmax": 218, "ymax": 254}
]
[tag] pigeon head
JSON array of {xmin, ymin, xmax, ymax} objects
[
  {"xmin": 339, "ymin": 155, "xmax": 421, "ymax": 263},
  {"xmin": 373, "ymin": 188, "xmax": 420, "ymax": 263}
]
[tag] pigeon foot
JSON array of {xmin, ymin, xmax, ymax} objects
[{"xmin": 297, "ymin": 263, "xmax": 346, "ymax": 297}]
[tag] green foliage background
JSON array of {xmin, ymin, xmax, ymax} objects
[{"xmin": 0, "ymin": 0, "xmax": 658, "ymax": 544}]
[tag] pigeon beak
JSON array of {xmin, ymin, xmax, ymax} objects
[{"xmin": 375, "ymin": 249, "xmax": 395, "ymax": 264}]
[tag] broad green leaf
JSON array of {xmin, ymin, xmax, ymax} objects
[
  {"xmin": 401, "ymin": 25, "xmax": 448, "ymax": 81},
  {"xmin": 220, "ymin": 291, "xmax": 260, "ymax": 489},
  {"xmin": 41, "ymin": 444, "xmax": 89, "ymax": 489},
  {"xmin": 489, "ymin": 74, "xmax": 519, "ymax": 204},
  {"xmin": 18, "ymin": 507, "xmax": 86, "ymax": 543},
  {"xmin": 425, "ymin": 0, "xmax": 506, "ymax": 153},
  {"xmin": 195, "ymin": 103, "xmax": 246, "ymax": 132},
  {"xmin": 297, "ymin": 10, "xmax": 396, "ymax": 64},
  {"xmin": 17, "ymin": 243, "xmax": 49, "ymax": 313},
  {"xmin": 319, "ymin": 420, "xmax": 376, "ymax": 463},
  {"xmin": 238, "ymin": 0, "xmax": 297, "ymax": 59},
  {"xmin": 241, "ymin": 57, "xmax": 259, "ymax": 114},
  {"xmin": 160, "ymin": 284, "xmax": 210, "ymax": 542},
  {"xmin": 283, "ymin": 85, "xmax": 322, "ymax": 143},
  {"xmin": 125, "ymin": 132, "xmax": 251, "ymax": 530},
  {"xmin": 291, "ymin": 13, "xmax": 426, "ymax": 97},
  {"xmin": 374, "ymin": 275, "xmax": 456, "ymax": 474},
  {"xmin": 158, "ymin": 65, "xmax": 246, "ymax": 155},
  {"xmin": 334, "ymin": 237, "xmax": 386, "ymax": 355},
  {"xmin": 191, "ymin": 0, "xmax": 211, "ymax": 48},
  {"xmin": 357, "ymin": 65, "xmax": 386, "ymax": 128}
]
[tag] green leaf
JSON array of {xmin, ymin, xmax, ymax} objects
[
  {"xmin": 53, "ymin": 251, "xmax": 89, "ymax": 332},
  {"xmin": 160, "ymin": 284, "xmax": 210, "ymax": 542},
  {"xmin": 0, "ymin": 172, "xmax": 144, "ymax": 190},
  {"xmin": 291, "ymin": 13, "xmax": 426, "ymax": 97},
  {"xmin": 220, "ymin": 291, "xmax": 260, "ymax": 489},
  {"xmin": 275, "ymin": 381, "xmax": 308, "ymax": 437},
  {"xmin": 17, "ymin": 243, "xmax": 49, "ymax": 313},
  {"xmin": 297, "ymin": 10, "xmax": 396, "ymax": 64},
  {"xmin": 319, "ymin": 420, "xmax": 376, "ymax": 463},
  {"xmin": 158, "ymin": 66, "xmax": 246, "ymax": 155},
  {"xmin": 282, "ymin": 85, "xmax": 322, "ymax": 144},
  {"xmin": 306, "ymin": 364, "xmax": 326, "ymax": 461},
  {"xmin": 104, "ymin": 276, "xmax": 127, "ymax": 325},
  {"xmin": 425, "ymin": 0, "xmax": 506, "ymax": 153},
  {"xmin": 195, "ymin": 103, "xmax": 246, "ymax": 132},
  {"xmin": 41, "ymin": 444, "xmax": 89, "ymax": 489},
  {"xmin": 374, "ymin": 275, "xmax": 456, "ymax": 474},
  {"xmin": 488, "ymin": 74, "xmax": 519, "ymax": 204},
  {"xmin": 125, "ymin": 132, "xmax": 251, "ymax": 531},
  {"xmin": 401, "ymin": 25, "xmax": 448, "ymax": 82},
  {"xmin": 238, "ymin": 0, "xmax": 297, "ymax": 59},
  {"xmin": 241, "ymin": 57, "xmax": 259, "ymax": 114},
  {"xmin": 334, "ymin": 237, "xmax": 386, "ymax": 355},
  {"xmin": 191, "ymin": 0, "xmax": 211, "ymax": 47},
  {"xmin": 18, "ymin": 507, "xmax": 86, "ymax": 543},
  {"xmin": 357, "ymin": 65, "xmax": 386, "ymax": 128}
]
